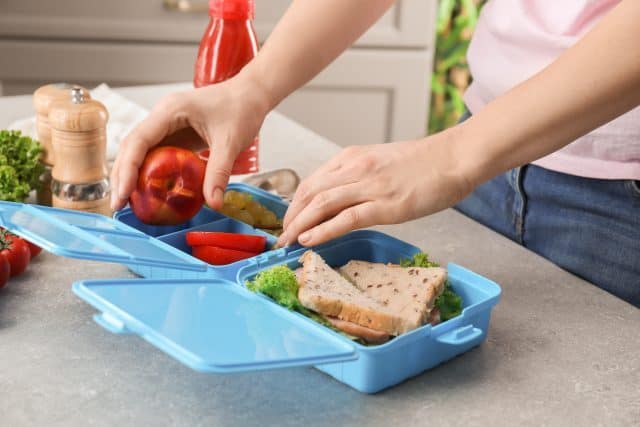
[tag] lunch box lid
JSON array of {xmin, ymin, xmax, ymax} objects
[
  {"xmin": 72, "ymin": 277, "xmax": 358, "ymax": 372},
  {"xmin": 0, "ymin": 201, "xmax": 207, "ymax": 272}
]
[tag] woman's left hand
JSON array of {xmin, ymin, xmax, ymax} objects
[{"xmin": 277, "ymin": 131, "xmax": 474, "ymax": 247}]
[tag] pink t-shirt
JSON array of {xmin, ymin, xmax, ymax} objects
[{"xmin": 463, "ymin": 0, "xmax": 640, "ymax": 180}]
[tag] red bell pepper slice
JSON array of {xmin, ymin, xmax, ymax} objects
[
  {"xmin": 186, "ymin": 231, "xmax": 266, "ymax": 253},
  {"xmin": 191, "ymin": 245, "xmax": 260, "ymax": 265}
]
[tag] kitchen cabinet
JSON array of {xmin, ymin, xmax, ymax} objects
[{"xmin": 0, "ymin": 0, "xmax": 437, "ymax": 145}]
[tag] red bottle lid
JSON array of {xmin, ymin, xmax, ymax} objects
[{"xmin": 209, "ymin": 0, "xmax": 254, "ymax": 20}]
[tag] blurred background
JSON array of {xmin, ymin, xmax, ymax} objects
[{"xmin": 0, "ymin": 0, "xmax": 482, "ymax": 145}]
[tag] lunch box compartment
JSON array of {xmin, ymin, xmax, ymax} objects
[
  {"xmin": 0, "ymin": 183, "xmax": 501, "ymax": 394},
  {"xmin": 113, "ymin": 183, "xmax": 288, "ymax": 280},
  {"xmin": 114, "ymin": 206, "xmax": 224, "ymax": 238},
  {"xmin": 236, "ymin": 231, "xmax": 500, "ymax": 393},
  {"xmin": 158, "ymin": 217, "xmax": 277, "ymax": 255}
]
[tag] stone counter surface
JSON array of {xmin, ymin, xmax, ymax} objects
[{"xmin": 0, "ymin": 85, "xmax": 638, "ymax": 427}]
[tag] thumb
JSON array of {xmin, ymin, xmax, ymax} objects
[{"xmin": 203, "ymin": 139, "xmax": 241, "ymax": 210}]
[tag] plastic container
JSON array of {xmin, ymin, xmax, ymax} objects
[
  {"xmin": 194, "ymin": 0, "xmax": 260, "ymax": 174},
  {"xmin": 0, "ymin": 183, "xmax": 501, "ymax": 393}
]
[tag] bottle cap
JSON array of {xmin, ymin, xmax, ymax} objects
[{"xmin": 209, "ymin": 0, "xmax": 254, "ymax": 20}]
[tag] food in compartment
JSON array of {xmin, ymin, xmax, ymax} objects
[
  {"xmin": 221, "ymin": 190, "xmax": 283, "ymax": 235},
  {"xmin": 247, "ymin": 250, "xmax": 463, "ymax": 345},
  {"xmin": 186, "ymin": 231, "xmax": 266, "ymax": 253},
  {"xmin": 186, "ymin": 231, "xmax": 266, "ymax": 265}
]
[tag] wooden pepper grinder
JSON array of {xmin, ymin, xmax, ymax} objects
[
  {"xmin": 48, "ymin": 86, "xmax": 111, "ymax": 216},
  {"xmin": 33, "ymin": 83, "xmax": 91, "ymax": 206}
]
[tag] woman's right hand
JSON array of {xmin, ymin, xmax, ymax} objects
[{"xmin": 110, "ymin": 75, "xmax": 271, "ymax": 212}]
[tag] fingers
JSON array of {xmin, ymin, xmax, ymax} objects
[
  {"xmin": 297, "ymin": 202, "xmax": 379, "ymax": 247},
  {"xmin": 202, "ymin": 139, "xmax": 242, "ymax": 210},
  {"xmin": 277, "ymin": 182, "xmax": 365, "ymax": 247},
  {"xmin": 110, "ymin": 93, "xmax": 188, "ymax": 211},
  {"xmin": 282, "ymin": 150, "xmax": 364, "ymax": 231}
]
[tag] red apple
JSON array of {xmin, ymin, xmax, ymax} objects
[{"xmin": 129, "ymin": 146, "xmax": 206, "ymax": 225}]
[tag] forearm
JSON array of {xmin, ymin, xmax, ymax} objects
[
  {"xmin": 239, "ymin": 0, "xmax": 396, "ymax": 109},
  {"xmin": 451, "ymin": 0, "xmax": 640, "ymax": 187}
]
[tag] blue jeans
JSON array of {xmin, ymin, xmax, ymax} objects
[{"xmin": 454, "ymin": 120, "xmax": 640, "ymax": 307}]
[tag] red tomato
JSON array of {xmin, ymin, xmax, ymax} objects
[
  {"xmin": 192, "ymin": 245, "xmax": 260, "ymax": 265},
  {"xmin": 0, "ymin": 256, "xmax": 9, "ymax": 289},
  {"xmin": 129, "ymin": 146, "xmax": 206, "ymax": 225},
  {"xmin": 26, "ymin": 240, "xmax": 42, "ymax": 258},
  {"xmin": 0, "ymin": 232, "xmax": 31, "ymax": 277},
  {"xmin": 186, "ymin": 231, "xmax": 266, "ymax": 253}
]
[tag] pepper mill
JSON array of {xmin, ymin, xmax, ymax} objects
[
  {"xmin": 33, "ymin": 83, "xmax": 91, "ymax": 206},
  {"xmin": 48, "ymin": 87, "xmax": 111, "ymax": 216}
]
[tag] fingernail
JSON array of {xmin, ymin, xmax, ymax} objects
[
  {"xmin": 276, "ymin": 234, "xmax": 287, "ymax": 248},
  {"xmin": 212, "ymin": 187, "xmax": 223, "ymax": 209},
  {"xmin": 110, "ymin": 191, "xmax": 119, "ymax": 210},
  {"xmin": 299, "ymin": 231, "xmax": 311, "ymax": 244}
]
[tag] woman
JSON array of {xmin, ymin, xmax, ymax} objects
[{"xmin": 110, "ymin": 0, "xmax": 640, "ymax": 306}]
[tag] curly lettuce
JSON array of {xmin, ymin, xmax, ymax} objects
[{"xmin": 0, "ymin": 130, "xmax": 44, "ymax": 202}]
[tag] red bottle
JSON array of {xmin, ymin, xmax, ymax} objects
[{"xmin": 194, "ymin": 0, "xmax": 259, "ymax": 174}]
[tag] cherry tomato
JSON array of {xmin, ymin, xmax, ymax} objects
[
  {"xmin": 0, "ymin": 256, "xmax": 9, "ymax": 289},
  {"xmin": 192, "ymin": 245, "xmax": 259, "ymax": 265},
  {"xmin": 0, "ymin": 231, "xmax": 31, "ymax": 277},
  {"xmin": 25, "ymin": 240, "xmax": 42, "ymax": 258},
  {"xmin": 186, "ymin": 231, "xmax": 266, "ymax": 253}
]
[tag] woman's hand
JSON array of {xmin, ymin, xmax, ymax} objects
[
  {"xmin": 110, "ymin": 75, "xmax": 270, "ymax": 211},
  {"xmin": 277, "ymin": 130, "xmax": 473, "ymax": 247}
]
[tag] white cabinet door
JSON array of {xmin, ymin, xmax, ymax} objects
[{"xmin": 278, "ymin": 49, "xmax": 432, "ymax": 146}]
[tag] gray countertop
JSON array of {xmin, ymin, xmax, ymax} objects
[{"xmin": 0, "ymin": 84, "xmax": 638, "ymax": 427}]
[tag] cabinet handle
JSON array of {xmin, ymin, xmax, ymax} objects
[{"xmin": 163, "ymin": 0, "xmax": 208, "ymax": 13}]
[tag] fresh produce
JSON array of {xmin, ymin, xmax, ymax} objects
[
  {"xmin": 0, "ymin": 256, "xmax": 9, "ymax": 289},
  {"xmin": 246, "ymin": 265, "xmax": 305, "ymax": 311},
  {"xmin": 0, "ymin": 130, "xmax": 44, "ymax": 202},
  {"xmin": 191, "ymin": 245, "xmax": 260, "ymax": 265},
  {"xmin": 129, "ymin": 146, "xmax": 206, "ymax": 225},
  {"xmin": 0, "ymin": 230, "xmax": 31, "ymax": 277},
  {"xmin": 186, "ymin": 231, "xmax": 266, "ymax": 253},
  {"xmin": 26, "ymin": 240, "xmax": 42, "ymax": 258},
  {"xmin": 400, "ymin": 252, "xmax": 463, "ymax": 321},
  {"xmin": 221, "ymin": 190, "xmax": 282, "ymax": 233}
]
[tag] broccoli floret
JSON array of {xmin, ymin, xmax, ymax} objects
[{"xmin": 246, "ymin": 265, "xmax": 303, "ymax": 311}]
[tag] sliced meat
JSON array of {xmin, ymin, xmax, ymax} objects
[{"xmin": 325, "ymin": 316, "xmax": 390, "ymax": 344}]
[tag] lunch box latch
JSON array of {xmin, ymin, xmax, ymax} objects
[
  {"xmin": 93, "ymin": 312, "xmax": 132, "ymax": 335},
  {"xmin": 435, "ymin": 324, "xmax": 483, "ymax": 346},
  {"xmin": 253, "ymin": 247, "xmax": 288, "ymax": 266}
]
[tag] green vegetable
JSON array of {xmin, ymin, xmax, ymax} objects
[
  {"xmin": 400, "ymin": 252, "xmax": 463, "ymax": 321},
  {"xmin": 400, "ymin": 252, "xmax": 440, "ymax": 268},
  {"xmin": 0, "ymin": 130, "xmax": 44, "ymax": 202},
  {"xmin": 434, "ymin": 283, "xmax": 463, "ymax": 321},
  {"xmin": 246, "ymin": 265, "xmax": 303, "ymax": 311}
]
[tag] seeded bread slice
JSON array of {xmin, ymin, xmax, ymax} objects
[
  {"xmin": 297, "ymin": 250, "xmax": 405, "ymax": 335},
  {"xmin": 338, "ymin": 260, "xmax": 447, "ymax": 333}
]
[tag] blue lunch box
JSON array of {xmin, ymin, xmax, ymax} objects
[{"xmin": 0, "ymin": 183, "xmax": 501, "ymax": 393}]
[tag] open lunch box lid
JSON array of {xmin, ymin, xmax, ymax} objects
[{"xmin": 0, "ymin": 200, "xmax": 207, "ymax": 272}]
